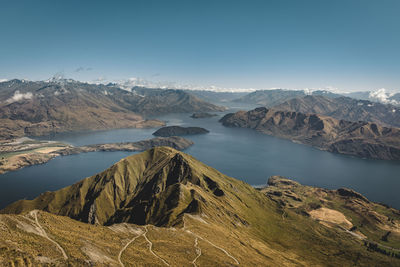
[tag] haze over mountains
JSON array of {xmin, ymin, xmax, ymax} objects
[
  {"xmin": 231, "ymin": 88, "xmax": 400, "ymax": 107},
  {"xmin": 0, "ymin": 79, "xmax": 224, "ymax": 139},
  {"xmin": 274, "ymin": 95, "xmax": 400, "ymax": 128},
  {"xmin": 232, "ymin": 89, "xmax": 342, "ymax": 107},
  {"xmin": 88, "ymin": 77, "xmax": 400, "ymax": 106}
]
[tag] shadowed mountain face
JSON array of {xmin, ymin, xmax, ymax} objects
[
  {"xmin": 0, "ymin": 80, "xmax": 224, "ymax": 139},
  {"xmin": 1, "ymin": 147, "xmax": 246, "ymax": 227},
  {"xmin": 1, "ymin": 147, "xmax": 400, "ymax": 266},
  {"xmin": 274, "ymin": 95, "xmax": 400, "ymax": 128},
  {"xmin": 220, "ymin": 107, "xmax": 400, "ymax": 160}
]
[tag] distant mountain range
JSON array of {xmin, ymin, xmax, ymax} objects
[
  {"xmin": 1, "ymin": 147, "xmax": 399, "ymax": 265},
  {"xmin": 184, "ymin": 90, "xmax": 248, "ymax": 104},
  {"xmin": 232, "ymin": 88, "xmax": 400, "ymax": 107},
  {"xmin": 0, "ymin": 79, "xmax": 224, "ymax": 139},
  {"xmin": 346, "ymin": 90, "xmax": 400, "ymax": 105},
  {"xmin": 220, "ymin": 107, "xmax": 400, "ymax": 160},
  {"xmin": 274, "ymin": 95, "xmax": 400, "ymax": 128},
  {"xmin": 232, "ymin": 89, "xmax": 343, "ymax": 107}
]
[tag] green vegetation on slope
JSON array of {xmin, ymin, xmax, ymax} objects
[{"xmin": 1, "ymin": 147, "xmax": 399, "ymax": 266}]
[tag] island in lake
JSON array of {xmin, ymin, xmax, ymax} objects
[
  {"xmin": 190, "ymin": 112, "xmax": 218, "ymax": 118},
  {"xmin": 152, "ymin": 126, "xmax": 210, "ymax": 137}
]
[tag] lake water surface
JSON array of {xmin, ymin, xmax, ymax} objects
[{"xmin": 1, "ymin": 108, "xmax": 400, "ymax": 209}]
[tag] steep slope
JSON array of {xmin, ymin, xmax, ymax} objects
[
  {"xmin": 274, "ymin": 95, "xmax": 400, "ymax": 128},
  {"xmin": 220, "ymin": 107, "xmax": 400, "ymax": 160},
  {"xmin": 3, "ymin": 146, "xmax": 251, "ymax": 226},
  {"xmin": 0, "ymin": 79, "xmax": 224, "ymax": 139},
  {"xmin": 1, "ymin": 147, "xmax": 399, "ymax": 266}
]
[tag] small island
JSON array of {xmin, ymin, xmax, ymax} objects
[
  {"xmin": 153, "ymin": 126, "xmax": 209, "ymax": 137},
  {"xmin": 190, "ymin": 112, "xmax": 218, "ymax": 119}
]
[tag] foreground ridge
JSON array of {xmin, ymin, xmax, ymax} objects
[{"xmin": 0, "ymin": 148, "xmax": 399, "ymax": 266}]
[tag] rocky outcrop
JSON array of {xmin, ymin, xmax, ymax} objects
[
  {"xmin": 152, "ymin": 126, "xmax": 209, "ymax": 137},
  {"xmin": 336, "ymin": 188, "xmax": 369, "ymax": 202},
  {"xmin": 261, "ymin": 176, "xmax": 400, "ymax": 250},
  {"xmin": 220, "ymin": 107, "xmax": 400, "ymax": 160}
]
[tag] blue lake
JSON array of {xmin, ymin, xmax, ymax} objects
[{"xmin": 1, "ymin": 108, "xmax": 400, "ymax": 209}]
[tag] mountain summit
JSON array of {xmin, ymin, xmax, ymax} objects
[{"xmin": 3, "ymin": 146, "xmax": 247, "ymax": 227}]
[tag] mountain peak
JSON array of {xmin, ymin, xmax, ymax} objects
[{"xmin": 2, "ymin": 147, "xmax": 233, "ymax": 227}]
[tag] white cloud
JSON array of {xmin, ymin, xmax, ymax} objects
[
  {"xmin": 5, "ymin": 90, "xmax": 33, "ymax": 104},
  {"xmin": 0, "ymin": 79, "xmax": 8, "ymax": 83},
  {"xmin": 369, "ymin": 88, "xmax": 398, "ymax": 105},
  {"xmin": 111, "ymin": 78, "xmax": 347, "ymax": 93},
  {"xmin": 88, "ymin": 76, "xmax": 107, "ymax": 85},
  {"xmin": 95, "ymin": 77, "xmax": 258, "ymax": 92}
]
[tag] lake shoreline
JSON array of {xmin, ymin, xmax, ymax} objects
[{"xmin": 0, "ymin": 136, "xmax": 193, "ymax": 174}]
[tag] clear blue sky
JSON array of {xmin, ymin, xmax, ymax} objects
[{"xmin": 1, "ymin": 0, "xmax": 399, "ymax": 91}]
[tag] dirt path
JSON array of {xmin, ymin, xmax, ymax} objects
[
  {"xmin": 30, "ymin": 210, "xmax": 68, "ymax": 260},
  {"xmin": 192, "ymin": 237, "xmax": 201, "ymax": 267},
  {"xmin": 183, "ymin": 216, "xmax": 239, "ymax": 265},
  {"xmin": 118, "ymin": 225, "xmax": 170, "ymax": 267},
  {"xmin": 118, "ymin": 231, "xmax": 142, "ymax": 267},
  {"xmin": 143, "ymin": 226, "xmax": 170, "ymax": 266}
]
